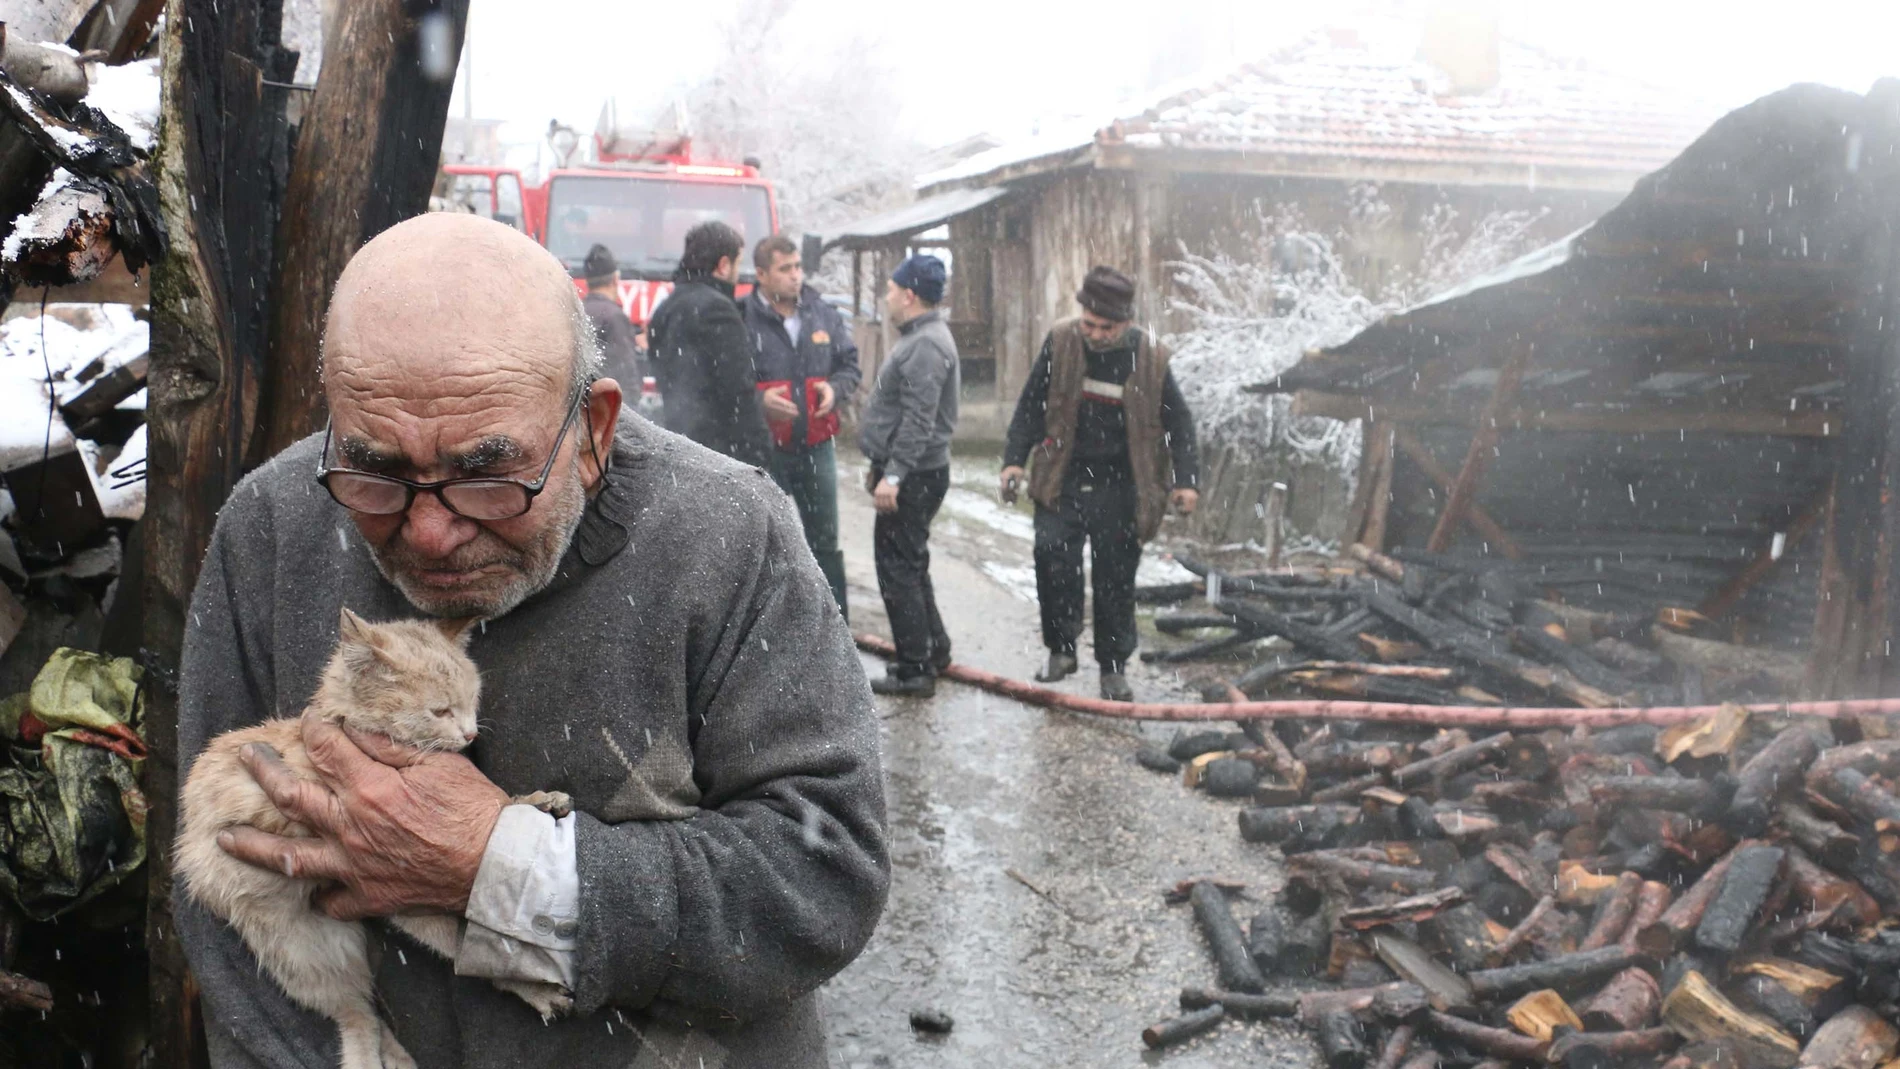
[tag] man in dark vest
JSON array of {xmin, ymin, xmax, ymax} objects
[{"xmin": 1000, "ymin": 266, "xmax": 1199, "ymax": 701}]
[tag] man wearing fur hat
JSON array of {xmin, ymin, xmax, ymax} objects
[{"xmin": 1000, "ymin": 266, "xmax": 1199, "ymax": 702}]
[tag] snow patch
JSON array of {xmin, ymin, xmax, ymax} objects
[
  {"xmin": 2, "ymin": 168, "xmax": 89, "ymax": 262},
  {"xmin": 0, "ymin": 304, "xmax": 148, "ymax": 470},
  {"xmin": 85, "ymin": 58, "xmax": 160, "ymax": 152}
]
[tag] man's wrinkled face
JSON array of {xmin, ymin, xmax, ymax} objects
[
  {"xmin": 325, "ymin": 299, "xmax": 590, "ymax": 620},
  {"xmin": 1079, "ymin": 309, "xmax": 1130, "ymax": 349},
  {"xmin": 761, "ymin": 250, "xmax": 802, "ymax": 305}
]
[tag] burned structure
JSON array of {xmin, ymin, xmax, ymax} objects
[{"xmin": 1261, "ymin": 82, "xmax": 1900, "ymax": 697}]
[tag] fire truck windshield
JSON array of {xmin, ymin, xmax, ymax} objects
[{"xmin": 544, "ymin": 176, "xmax": 773, "ymax": 280}]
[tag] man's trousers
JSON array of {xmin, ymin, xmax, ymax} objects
[
  {"xmin": 872, "ymin": 465, "xmax": 951, "ymax": 673},
  {"xmin": 767, "ymin": 438, "xmax": 848, "ymax": 620},
  {"xmin": 1034, "ymin": 474, "xmax": 1142, "ymax": 672}
]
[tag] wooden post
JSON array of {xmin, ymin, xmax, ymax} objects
[
  {"xmin": 1427, "ymin": 343, "xmax": 1530, "ymax": 553},
  {"xmin": 252, "ymin": 0, "xmax": 471, "ymax": 464},
  {"xmin": 1698, "ymin": 486, "xmax": 1830, "ymax": 620},
  {"xmin": 1262, "ymin": 481, "xmax": 1288, "ymax": 568},
  {"xmin": 1355, "ymin": 422, "xmax": 1396, "ymax": 551},
  {"xmin": 146, "ymin": 2, "xmax": 299, "ymax": 1065},
  {"xmin": 1392, "ymin": 426, "xmax": 1524, "ymax": 559}
]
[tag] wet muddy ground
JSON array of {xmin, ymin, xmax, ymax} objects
[{"xmin": 819, "ymin": 451, "xmax": 1318, "ymax": 1068}]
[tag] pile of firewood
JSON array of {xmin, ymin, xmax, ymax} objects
[
  {"xmin": 1140, "ymin": 546, "xmax": 1805, "ymax": 710},
  {"xmin": 1140, "ymin": 702, "xmax": 1900, "ymax": 1068}
]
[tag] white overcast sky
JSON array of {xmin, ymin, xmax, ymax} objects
[{"xmin": 448, "ymin": 0, "xmax": 1900, "ymax": 155}]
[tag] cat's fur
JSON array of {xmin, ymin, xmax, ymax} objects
[{"xmin": 179, "ymin": 608, "xmax": 570, "ymax": 1069}]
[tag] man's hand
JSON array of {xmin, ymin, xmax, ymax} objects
[
  {"xmin": 1171, "ymin": 487, "xmax": 1200, "ymax": 515},
  {"xmin": 813, "ymin": 381, "xmax": 837, "ymax": 417},
  {"xmin": 873, "ymin": 478, "xmax": 900, "ymax": 514},
  {"xmin": 999, "ymin": 465, "xmax": 1025, "ymax": 504},
  {"xmin": 217, "ymin": 716, "xmax": 510, "ymax": 920},
  {"xmin": 760, "ymin": 384, "xmax": 798, "ymax": 421}
]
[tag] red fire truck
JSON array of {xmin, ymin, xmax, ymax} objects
[{"xmin": 439, "ymin": 111, "xmax": 778, "ymax": 329}]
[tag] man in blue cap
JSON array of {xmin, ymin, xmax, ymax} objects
[{"xmin": 857, "ymin": 254, "xmax": 959, "ymax": 696}]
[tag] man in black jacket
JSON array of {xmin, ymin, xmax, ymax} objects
[
  {"xmin": 742, "ymin": 234, "xmax": 860, "ymax": 618},
  {"xmin": 648, "ymin": 221, "xmax": 770, "ymax": 465}
]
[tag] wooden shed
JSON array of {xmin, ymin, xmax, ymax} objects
[
  {"xmin": 885, "ymin": 22, "xmax": 1716, "ymax": 413},
  {"xmin": 1258, "ymin": 82, "xmax": 1900, "ymax": 697}
]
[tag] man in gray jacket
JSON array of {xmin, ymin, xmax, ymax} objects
[
  {"xmin": 177, "ymin": 213, "xmax": 887, "ymax": 1068},
  {"xmin": 857, "ymin": 254, "xmax": 959, "ymax": 696}
]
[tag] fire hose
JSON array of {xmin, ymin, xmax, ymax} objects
[{"xmin": 853, "ymin": 634, "xmax": 1900, "ymax": 728}]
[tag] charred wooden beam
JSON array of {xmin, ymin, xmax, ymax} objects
[
  {"xmin": 1726, "ymin": 726, "xmax": 1825, "ymax": 836},
  {"xmin": 1635, "ymin": 842, "xmax": 1744, "ymax": 957},
  {"xmin": 1590, "ymin": 775, "xmax": 1727, "ymax": 816},
  {"xmin": 1548, "ymin": 1028, "xmax": 1680, "ymax": 1069},
  {"xmin": 1290, "ymin": 853, "xmax": 1442, "ymax": 895},
  {"xmin": 1580, "ymin": 871, "xmax": 1644, "ymax": 951},
  {"xmin": 1365, "ymin": 592, "xmax": 1616, "ymax": 707},
  {"xmin": 1391, "ymin": 426, "xmax": 1525, "ymax": 559},
  {"xmin": 1488, "ymin": 894, "xmax": 1558, "ymax": 966},
  {"xmin": 1179, "ymin": 986, "xmax": 1299, "ymax": 1018},
  {"xmin": 1370, "ymin": 1024, "xmax": 1416, "ymax": 1069},
  {"xmin": 1238, "ymin": 804, "xmax": 1358, "ymax": 849},
  {"xmin": 1142, "ymin": 1004, "xmax": 1225, "ymax": 1049},
  {"xmin": 1619, "ymin": 880, "xmax": 1674, "ymax": 954},
  {"xmin": 1778, "ymin": 802, "xmax": 1859, "ymax": 872},
  {"xmin": 1732, "ymin": 975, "xmax": 1817, "ymax": 1040},
  {"xmin": 1781, "ymin": 846, "xmax": 1881, "ymax": 929},
  {"xmin": 1694, "ymin": 844, "xmax": 1784, "ymax": 955},
  {"xmin": 1425, "ymin": 1010, "xmax": 1548, "ymax": 1062},
  {"xmin": 1339, "ymin": 887, "xmax": 1468, "ymax": 931},
  {"xmin": 1426, "ymin": 341, "xmax": 1530, "ymax": 554},
  {"xmin": 1467, "ymin": 946, "xmax": 1642, "ymax": 1002},
  {"xmin": 1661, "ymin": 970, "xmax": 1800, "ymax": 1069},
  {"xmin": 1393, "ymin": 731, "xmax": 1511, "ymax": 789},
  {"xmin": 1217, "ymin": 596, "xmax": 1364, "ymax": 662},
  {"xmin": 1191, "ymin": 881, "xmax": 1267, "ymax": 994},
  {"xmin": 1318, "ymin": 1010, "xmax": 1373, "ymax": 1069}
]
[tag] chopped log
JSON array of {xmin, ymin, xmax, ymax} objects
[
  {"xmin": 1142, "ymin": 1004, "xmax": 1225, "ymax": 1049},
  {"xmin": 1238, "ymin": 804, "xmax": 1358, "ymax": 848},
  {"xmin": 1394, "ymin": 732, "xmax": 1513, "ymax": 789},
  {"xmin": 1425, "ymin": 903, "xmax": 1495, "ymax": 972},
  {"xmin": 1467, "ymin": 947, "xmax": 1642, "ymax": 1002},
  {"xmin": 1371, "ymin": 932, "xmax": 1475, "ymax": 1013},
  {"xmin": 1579, "ymin": 967, "xmax": 1663, "ymax": 1031},
  {"xmin": 1205, "ymin": 757, "xmax": 1261, "ymax": 797},
  {"xmin": 1778, "ymin": 802, "xmax": 1860, "ymax": 872},
  {"xmin": 1340, "ymin": 888, "xmax": 1469, "ymax": 931},
  {"xmin": 1661, "ymin": 970, "xmax": 1800, "ymax": 1069},
  {"xmin": 1290, "ymin": 853, "xmax": 1442, "ymax": 894},
  {"xmin": 1298, "ymin": 738, "xmax": 1411, "ymax": 777},
  {"xmin": 1507, "ymin": 734, "xmax": 1563, "ymax": 781},
  {"xmin": 1247, "ymin": 719, "xmax": 1309, "ymax": 794},
  {"xmin": 1506, "ymin": 988, "xmax": 1583, "ymax": 1041},
  {"xmin": 1798, "ymin": 1006, "xmax": 1898, "ymax": 1069},
  {"xmin": 1636, "ymin": 843, "xmax": 1745, "ymax": 957},
  {"xmin": 1319, "ymin": 1010, "xmax": 1373, "ymax": 1069},
  {"xmin": 1580, "ymin": 872, "xmax": 1644, "ymax": 951},
  {"xmin": 1300, "ymin": 983, "xmax": 1426, "ymax": 1024},
  {"xmin": 59, "ymin": 352, "xmax": 149, "ymax": 428},
  {"xmin": 1179, "ymin": 986, "xmax": 1299, "ymax": 1017},
  {"xmin": 1593, "ymin": 639, "xmax": 1668, "ymax": 679},
  {"xmin": 1488, "ymin": 894, "xmax": 1559, "ymax": 965},
  {"xmin": 1651, "ymin": 629, "xmax": 1807, "ymax": 694},
  {"xmin": 1591, "ymin": 775, "xmax": 1727, "ymax": 816},
  {"xmin": 1365, "ymin": 593, "xmax": 1618, "ymax": 707},
  {"xmin": 1191, "ymin": 881, "xmax": 1267, "ymax": 994},
  {"xmin": 1314, "ymin": 772, "xmax": 1390, "ymax": 804},
  {"xmin": 1558, "ymin": 863, "xmax": 1625, "ymax": 909},
  {"xmin": 1815, "ymin": 768, "xmax": 1900, "ymax": 853},
  {"xmin": 1726, "ymin": 726, "xmax": 1825, "ymax": 836},
  {"xmin": 1695, "ymin": 844, "xmax": 1784, "ymax": 954},
  {"xmin": 1619, "ymin": 881, "xmax": 1674, "ymax": 954},
  {"xmin": 1513, "ymin": 625, "xmax": 1643, "ymax": 703},
  {"xmin": 1371, "ymin": 1024, "xmax": 1417, "ymax": 1069},
  {"xmin": 1804, "ymin": 741, "xmax": 1900, "ymax": 799},
  {"xmin": 1217, "ymin": 596, "xmax": 1364, "ymax": 662},
  {"xmin": 1156, "ymin": 611, "xmax": 1246, "ymax": 634},
  {"xmin": 1781, "ymin": 847, "xmax": 1882, "ymax": 928},
  {"xmin": 1732, "ymin": 975, "xmax": 1817, "ymax": 1040},
  {"xmin": 1349, "ymin": 542, "xmax": 1406, "ymax": 582},
  {"xmin": 1484, "ymin": 842, "xmax": 1552, "ymax": 901},
  {"xmin": 0, "ymin": 967, "xmax": 53, "ymax": 1012},
  {"xmin": 1173, "ymin": 729, "xmax": 1242, "ymax": 761},
  {"xmin": 1425, "ymin": 1010, "xmax": 1549, "ymax": 1062},
  {"xmin": 1249, "ymin": 906, "xmax": 1286, "ymax": 973},
  {"xmin": 1731, "ymin": 959, "xmax": 1844, "ymax": 1008},
  {"xmin": 1549, "ymin": 1028, "xmax": 1682, "ymax": 1069}
]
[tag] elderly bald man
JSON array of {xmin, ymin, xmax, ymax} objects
[{"xmin": 174, "ymin": 213, "xmax": 887, "ymax": 1069}]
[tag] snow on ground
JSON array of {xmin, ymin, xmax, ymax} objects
[{"xmin": 85, "ymin": 58, "xmax": 160, "ymax": 153}]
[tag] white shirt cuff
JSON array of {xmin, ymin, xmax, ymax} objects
[{"xmin": 456, "ymin": 804, "xmax": 579, "ymax": 989}]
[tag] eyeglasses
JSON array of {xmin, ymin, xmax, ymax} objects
[{"xmin": 316, "ymin": 391, "xmax": 587, "ymax": 521}]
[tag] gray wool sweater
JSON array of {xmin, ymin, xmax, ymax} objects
[
  {"xmin": 856, "ymin": 309, "xmax": 959, "ymax": 481},
  {"xmin": 175, "ymin": 413, "xmax": 888, "ymax": 1069}
]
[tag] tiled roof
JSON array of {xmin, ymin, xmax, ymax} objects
[
  {"xmin": 920, "ymin": 26, "xmax": 1720, "ymax": 190},
  {"xmin": 1103, "ymin": 33, "xmax": 1718, "ymax": 176}
]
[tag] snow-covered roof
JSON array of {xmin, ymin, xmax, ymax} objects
[
  {"xmin": 820, "ymin": 186, "xmax": 1013, "ymax": 250},
  {"xmin": 921, "ymin": 26, "xmax": 1719, "ymax": 193}
]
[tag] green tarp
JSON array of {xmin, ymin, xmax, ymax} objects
[{"xmin": 0, "ymin": 648, "xmax": 147, "ymax": 921}]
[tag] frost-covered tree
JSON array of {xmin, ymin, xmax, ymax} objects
[
  {"xmin": 676, "ymin": 0, "xmax": 922, "ymax": 240},
  {"xmin": 1165, "ymin": 199, "xmax": 1549, "ymax": 469}
]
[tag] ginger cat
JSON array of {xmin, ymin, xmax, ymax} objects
[{"xmin": 179, "ymin": 608, "xmax": 570, "ymax": 1069}]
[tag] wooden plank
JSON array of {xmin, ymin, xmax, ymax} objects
[
  {"xmin": 1697, "ymin": 486, "xmax": 1830, "ymax": 619},
  {"xmin": 1392, "ymin": 426, "xmax": 1523, "ymax": 559},
  {"xmin": 1361, "ymin": 423, "xmax": 1395, "ymax": 551},
  {"xmin": 1293, "ymin": 391, "xmax": 1841, "ymax": 438},
  {"xmin": 1428, "ymin": 342, "xmax": 1531, "ymax": 553}
]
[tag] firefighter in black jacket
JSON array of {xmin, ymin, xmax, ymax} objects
[
  {"xmin": 1000, "ymin": 266, "xmax": 1199, "ymax": 702},
  {"xmin": 742, "ymin": 234, "xmax": 861, "ymax": 618}
]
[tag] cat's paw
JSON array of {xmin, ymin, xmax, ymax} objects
[
  {"xmin": 377, "ymin": 1026, "xmax": 419, "ymax": 1069},
  {"xmin": 493, "ymin": 979, "xmax": 573, "ymax": 1022},
  {"xmin": 511, "ymin": 790, "xmax": 573, "ymax": 819}
]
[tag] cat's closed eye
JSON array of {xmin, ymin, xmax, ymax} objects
[{"xmin": 432, "ymin": 707, "xmax": 453, "ymax": 719}]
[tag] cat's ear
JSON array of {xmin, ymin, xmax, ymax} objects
[
  {"xmin": 339, "ymin": 606, "xmax": 372, "ymax": 644},
  {"xmin": 434, "ymin": 617, "xmax": 480, "ymax": 648}
]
